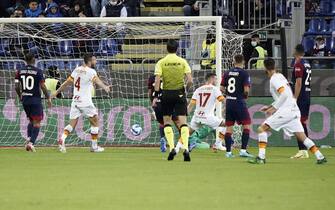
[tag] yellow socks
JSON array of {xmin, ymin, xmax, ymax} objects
[
  {"xmin": 180, "ymin": 125, "xmax": 189, "ymax": 152},
  {"xmin": 164, "ymin": 125, "xmax": 175, "ymax": 151}
]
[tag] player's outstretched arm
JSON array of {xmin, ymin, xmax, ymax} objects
[
  {"xmin": 94, "ymin": 76, "xmax": 110, "ymax": 93},
  {"xmin": 41, "ymin": 82, "xmax": 52, "ymax": 108},
  {"xmin": 53, "ymin": 77, "xmax": 73, "ymax": 98}
]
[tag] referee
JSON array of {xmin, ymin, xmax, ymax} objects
[{"xmin": 153, "ymin": 39, "xmax": 193, "ymax": 161}]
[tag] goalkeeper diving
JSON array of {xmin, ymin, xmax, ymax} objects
[{"xmin": 52, "ymin": 54, "xmax": 110, "ymax": 153}]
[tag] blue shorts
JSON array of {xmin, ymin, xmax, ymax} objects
[
  {"xmin": 23, "ymin": 103, "xmax": 44, "ymax": 121},
  {"xmin": 225, "ymin": 99, "xmax": 251, "ymax": 126}
]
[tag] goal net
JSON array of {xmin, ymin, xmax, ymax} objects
[{"xmin": 0, "ymin": 17, "xmax": 243, "ymax": 147}]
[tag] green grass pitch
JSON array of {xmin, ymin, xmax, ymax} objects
[{"xmin": 0, "ymin": 147, "xmax": 334, "ymax": 210}]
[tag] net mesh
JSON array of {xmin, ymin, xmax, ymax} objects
[{"xmin": 0, "ymin": 19, "xmax": 243, "ymax": 146}]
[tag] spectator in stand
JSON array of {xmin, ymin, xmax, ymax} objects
[
  {"xmin": 183, "ymin": 0, "xmax": 199, "ymax": 16},
  {"xmin": 25, "ymin": 0, "xmax": 44, "ymax": 17},
  {"xmin": 124, "ymin": 0, "xmax": 139, "ymax": 17},
  {"xmin": 5, "ymin": 1, "xmax": 24, "ymax": 17},
  {"xmin": 45, "ymin": 2, "xmax": 62, "ymax": 17},
  {"xmin": 91, "ymin": 0, "xmax": 109, "ymax": 17},
  {"xmin": 1, "ymin": 1, "xmax": 11, "ymax": 17},
  {"xmin": 100, "ymin": 0, "xmax": 127, "ymax": 17},
  {"xmin": 69, "ymin": 0, "xmax": 90, "ymax": 17},
  {"xmin": 310, "ymin": 36, "xmax": 330, "ymax": 69},
  {"xmin": 250, "ymin": 34, "xmax": 268, "ymax": 69},
  {"xmin": 201, "ymin": 30, "xmax": 216, "ymax": 70},
  {"xmin": 10, "ymin": 5, "xmax": 25, "ymax": 17}
]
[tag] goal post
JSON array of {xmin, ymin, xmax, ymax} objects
[{"xmin": 0, "ymin": 16, "xmax": 242, "ymax": 147}]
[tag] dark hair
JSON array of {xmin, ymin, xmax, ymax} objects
[
  {"xmin": 24, "ymin": 52, "xmax": 35, "ymax": 64},
  {"xmin": 234, "ymin": 54, "xmax": 244, "ymax": 64},
  {"xmin": 83, "ymin": 53, "xmax": 93, "ymax": 64},
  {"xmin": 295, "ymin": 44, "xmax": 305, "ymax": 55},
  {"xmin": 29, "ymin": 0, "xmax": 39, "ymax": 3},
  {"xmin": 264, "ymin": 58, "xmax": 275, "ymax": 70},
  {"xmin": 206, "ymin": 30, "xmax": 215, "ymax": 45},
  {"xmin": 205, "ymin": 73, "xmax": 217, "ymax": 81},
  {"xmin": 251, "ymin": 34, "xmax": 260, "ymax": 39},
  {"xmin": 48, "ymin": 66, "xmax": 59, "ymax": 78},
  {"xmin": 166, "ymin": 39, "xmax": 178, "ymax": 53}
]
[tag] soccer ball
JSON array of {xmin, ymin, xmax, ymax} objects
[{"xmin": 131, "ymin": 124, "xmax": 142, "ymax": 136}]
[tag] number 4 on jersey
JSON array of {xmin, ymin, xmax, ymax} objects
[{"xmin": 75, "ymin": 77, "xmax": 81, "ymax": 91}]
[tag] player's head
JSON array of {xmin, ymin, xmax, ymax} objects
[
  {"xmin": 251, "ymin": 34, "xmax": 260, "ymax": 47},
  {"xmin": 294, "ymin": 44, "xmax": 305, "ymax": 58},
  {"xmin": 166, "ymin": 39, "xmax": 178, "ymax": 53},
  {"xmin": 83, "ymin": 53, "xmax": 97, "ymax": 68},
  {"xmin": 24, "ymin": 52, "xmax": 35, "ymax": 65},
  {"xmin": 264, "ymin": 58, "xmax": 276, "ymax": 77},
  {"xmin": 206, "ymin": 29, "xmax": 215, "ymax": 45},
  {"xmin": 205, "ymin": 73, "xmax": 217, "ymax": 85},
  {"xmin": 48, "ymin": 65, "xmax": 60, "ymax": 78},
  {"xmin": 233, "ymin": 54, "xmax": 245, "ymax": 67}
]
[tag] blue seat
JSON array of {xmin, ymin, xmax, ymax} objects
[
  {"xmin": 306, "ymin": 19, "xmax": 320, "ymax": 35},
  {"xmin": 326, "ymin": 37, "xmax": 333, "ymax": 50},
  {"xmin": 328, "ymin": 19, "xmax": 335, "ymax": 32},
  {"xmin": 27, "ymin": 40, "xmax": 39, "ymax": 56},
  {"xmin": 302, "ymin": 36, "xmax": 315, "ymax": 53},
  {"xmin": 319, "ymin": 19, "xmax": 328, "ymax": 33},
  {"xmin": 1, "ymin": 61, "xmax": 26, "ymax": 70},
  {"xmin": 96, "ymin": 60, "xmax": 108, "ymax": 72},
  {"xmin": 98, "ymin": 39, "xmax": 118, "ymax": 56},
  {"xmin": 37, "ymin": 60, "xmax": 67, "ymax": 71},
  {"xmin": 88, "ymin": 40, "xmax": 100, "ymax": 55},
  {"xmin": 57, "ymin": 40, "xmax": 74, "ymax": 56},
  {"xmin": 0, "ymin": 38, "xmax": 10, "ymax": 57},
  {"xmin": 320, "ymin": 0, "xmax": 331, "ymax": 15},
  {"xmin": 67, "ymin": 60, "xmax": 82, "ymax": 70},
  {"xmin": 332, "ymin": 1, "xmax": 335, "ymax": 14}
]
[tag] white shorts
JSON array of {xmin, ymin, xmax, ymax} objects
[
  {"xmin": 190, "ymin": 115, "xmax": 223, "ymax": 130},
  {"xmin": 69, "ymin": 103, "xmax": 98, "ymax": 120},
  {"xmin": 264, "ymin": 109, "xmax": 304, "ymax": 136}
]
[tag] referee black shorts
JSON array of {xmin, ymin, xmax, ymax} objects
[
  {"xmin": 153, "ymin": 102, "xmax": 179, "ymax": 125},
  {"xmin": 161, "ymin": 89, "xmax": 187, "ymax": 117}
]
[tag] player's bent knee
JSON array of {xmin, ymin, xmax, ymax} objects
[{"xmin": 257, "ymin": 124, "xmax": 268, "ymax": 133}]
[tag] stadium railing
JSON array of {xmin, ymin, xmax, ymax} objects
[
  {"xmin": 247, "ymin": 56, "xmax": 335, "ymax": 70},
  {"xmin": 221, "ymin": 0, "xmax": 284, "ymax": 31}
]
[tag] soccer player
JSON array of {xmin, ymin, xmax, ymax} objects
[
  {"xmin": 153, "ymin": 39, "xmax": 193, "ymax": 161},
  {"xmin": 15, "ymin": 52, "xmax": 52, "ymax": 152},
  {"xmin": 187, "ymin": 73, "xmax": 226, "ymax": 151},
  {"xmin": 53, "ymin": 54, "xmax": 110, "ymax": 153},
  {"xmin": 290, "ymin": 44, "xmax": 311, "ymax": 159},
  {"xmin": 221, "ymin": 54, "xmax": 253, "ymax": 158},
  {"xmin": 248, "ymin": 58, "xmax": 327, "ymax": 164},
  {"xmin": 147, "ymin": 74, "xmax": 180, "ymax": 152}
]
